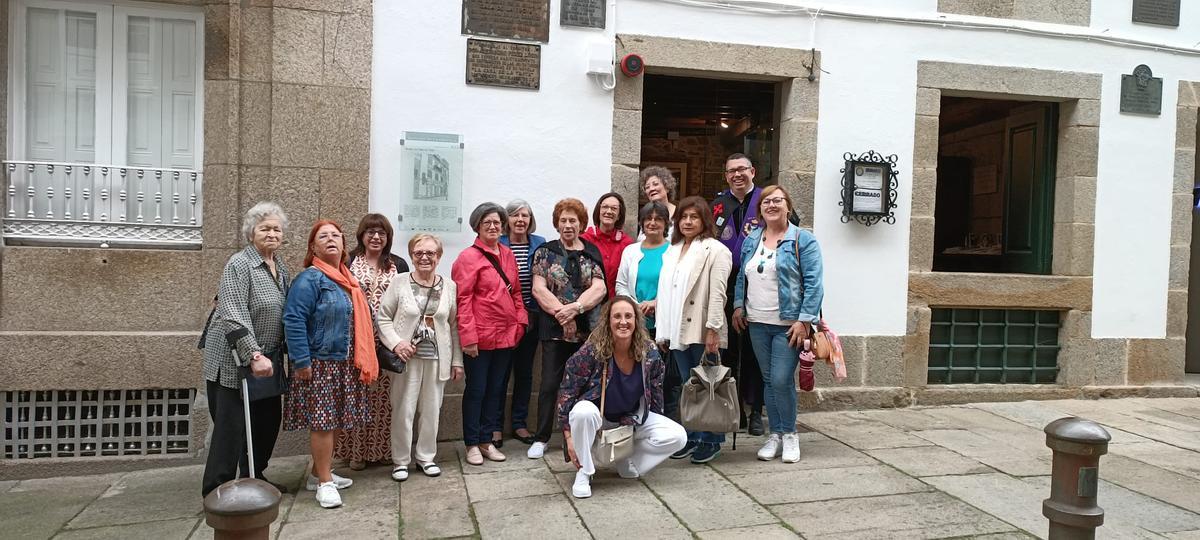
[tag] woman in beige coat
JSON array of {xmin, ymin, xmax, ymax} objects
[
  {"xmin": 655, "ymin": 196, "xmax": 733, "ymax": 465},
  {"xmin": 377, "ymin": 234, "xmax": 464, "ymax": 481}
]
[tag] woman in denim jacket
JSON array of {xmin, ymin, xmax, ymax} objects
[
  {"xmin": 283, "ymin": 220, "xmax": 380, "ymax": 509},
  {"xmin": 732, "ymin": 185, "xmax": 824, "ymax": 464}
]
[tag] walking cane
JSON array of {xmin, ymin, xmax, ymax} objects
[{"xmin": 225, "ymin": 328, "xmax": 257, "ymax": 480}]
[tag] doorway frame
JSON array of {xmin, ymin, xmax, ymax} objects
[
  {"xmin": 610, "ymin": 35, "xmax": 820, "ymax": 233},
  {"xmin": 1176, "ymin": 81, "xmax": 1198, "ymax": 373}
]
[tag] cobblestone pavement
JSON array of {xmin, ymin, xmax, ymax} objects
[{"xmin": 5, "ymin": 397, "xmax": 1200, "ymax": 539}]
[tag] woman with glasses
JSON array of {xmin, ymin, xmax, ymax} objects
[
  {"xmin": 451, "ymin": 203, "xmax": 528, "ymax": 466},
  {"xmin": 731, "ymin": 186, "xmax": 824, "ymax": 464},
  {"xmin": 336, "ymin": 214, "xmax": 410, "ymax": 471},
  {"xmin": 377, "ymin": 234, "xmax": 462, "ymax": 481},
  {"xmin": 498, "ymin": 200, "xmax": 546, "ymax": 446},
  {"xmin": 283, "ymin": 220, "xmax": 379, "ymax": 509}
]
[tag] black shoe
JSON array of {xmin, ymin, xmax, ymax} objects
[
  {"xmin": 511, "ymin": 431, "xmax": 535, "ymax": 445},
  {"xmin": 670, "ymin": 440, "xmax": 698, "ymax": 459},
  {"xmin": 690, "ymin": 443, "xmax": 722, "ymax": 464},
  {"xmin": 491, "ymin": 436, "xmax": 504, "ymax": 449},
  {"xmin": 748, "ymin": 412, "xmax": 765, "ymax": 436}
]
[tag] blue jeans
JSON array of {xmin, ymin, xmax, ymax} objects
[
  {"xmin": 748, "ymin": 323, "xmax": 801, "ymax": 434},
  {"xmin": 462, "ymin": 348, "xmax": 513, "ymax": 446},
  {"xmin": 675, "ymin": 343, "xmax": 726, "ymax": 444}
]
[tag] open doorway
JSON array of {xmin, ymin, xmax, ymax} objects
[
  {"xmin": 933, "ymin": 97, "xmax": 1059, "ymax": 274},
  {"xmin": 639, "ymin": 75, "xmax": 777, "ymax": 201}
]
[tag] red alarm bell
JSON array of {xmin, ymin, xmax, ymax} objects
[{"xmin": 620, "ymin": 54, "xmax": 644, "ymax": 77}]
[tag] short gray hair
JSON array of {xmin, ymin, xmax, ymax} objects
[
  {"xmin": 242, "ymin": 201, "xmax": 289, "ymax": 243},
  {"xmin": 640, "ymin": 166, "xmax": 678, "ymax": 201},
  {"xmin": 505, "ymin": 199, "xmax": 537, "ymax": 234},
  {"xmin": 469, "ymin": 202, "xmax": 508, "ymax": 233}
]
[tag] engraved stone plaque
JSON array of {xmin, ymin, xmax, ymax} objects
[
  {"xmin": 1132, "ymin": 0, "xmax": 1180, "ymax": 27},
  {"xmin": 1120, "ymin": 64, "xmax": 1163, "ymax": 115},
  {"xmin": 462, "ymin": 0, "xmax": 550, "ymax": 42},
  {"xmin": 561, "ymin": 0, "xmax": 605, "ymax": 29},
  {"xmin": 466, "ymin": 39, "xmax": 541, "ymax": 90}
]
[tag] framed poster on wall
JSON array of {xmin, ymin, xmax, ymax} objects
[{"xmin": 399, "ymin": 132, "xmax": 464, "ymax": 232}]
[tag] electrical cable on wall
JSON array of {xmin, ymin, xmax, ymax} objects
[{"xmin": 647, "ymin": 0, "xmax": 1200, "ymax": 57}]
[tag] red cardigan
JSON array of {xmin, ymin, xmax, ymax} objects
[
  {"xmin": 581, "ymin": 226, "xmax": 633, "ymax": 299},
  {"xmin": 451, "ymin": 238, "xmax": 528, "ymax": 350}
]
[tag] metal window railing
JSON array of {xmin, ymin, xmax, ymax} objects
[
  {"xmin": 3, "ymin": 160, "xmax": 203, "ymax": 248},
  {"xmin": 2, "ymin": 389, "xmax": 194, "ymax": 459},
  {"xmin": 928, "ymin": 308, "xmax": 1061, "ymax": 384}
]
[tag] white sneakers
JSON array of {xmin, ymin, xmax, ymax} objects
[
  {"xmin": 572, "ymin": 471, "xmax": 592, "ymax": 499},
  {"xmin": 757, "ymin": 434, "xmax": 782, "ymax": 461},
  {"xmin": 315, "ymin": 481, "xmax": 342, "ymax": 508},
  {"xmin": 759, "ymin": 433, "xmax": 800, "ymax": 463},
  {"xmin": 391, "ymin": 466, "xmax": 409, "ymax": 482},
  {"xmin": 305, "ymin": 470, "xmax": 354, "ymax": 491},
  {"xmin": 616, "ymin": 459, "xmax": 640, "ymax": 479},
  {"xmin": 781, "ymin": 433, "xmax": 801, "ymax": 463},
  {"xmin": 527, "ymin": 441, "xmax": 547, "ymax": 459}
]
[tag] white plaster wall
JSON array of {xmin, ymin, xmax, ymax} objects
[
  {"xmin": 372, "ymin": 0, "xmax": 1200, "ymax": 338},
  {"xmin": 371, "ymin": 1, "xmax": 617, "ymax": 274}
]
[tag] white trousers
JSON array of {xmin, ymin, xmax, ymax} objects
[
  {"xmin": 568, "ymin": 400, "xmax": 687, "ymax": 476},
  {"xmin": 389, "ymin": 359, "xmax": 445, "ymax": 467}
]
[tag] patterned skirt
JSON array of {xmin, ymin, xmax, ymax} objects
[
  {"xmin": 333, "ymin": 373, "xmax": 393, "ymax": 462},
  {"xmin": 284, "ymin": 358, "xmax": 370, "ymax": 432}
]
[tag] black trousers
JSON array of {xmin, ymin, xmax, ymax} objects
[
  {"xmin": 724, "ymin": 274, "xmax": 764, "ymax": 414},
  {"xmin": 201, "ymin": 380, "xmax": 282, "ymax": 496},
  {"xmin": 502, "ymin": 312, "xmax": 540, "ymax": 431},
  {"xmin": 533, "ymin": 340, "xmax": 582, "ymax": 443}
]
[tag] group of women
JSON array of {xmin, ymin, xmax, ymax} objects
[{"xmin": 199, "ymin": 158, "xmax": 824, "ymax": 507}]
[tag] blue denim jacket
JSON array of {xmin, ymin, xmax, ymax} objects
[
  {"xmin": 283, "ymin": 267, "xmax": 352, "ymax": 370},
  {"xmin": 733, "ymin": 224, "xmax": 824, "ymax": 323}
]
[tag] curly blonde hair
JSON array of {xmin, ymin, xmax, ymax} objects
[{"xmin": 587, "ymin": 296, "xmax": 651, "ymax": 363}]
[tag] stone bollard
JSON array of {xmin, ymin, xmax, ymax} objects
[
  {"xmin": 203, "ymin": 478, "xmax": 281, "ymax": 540},
  {"xmin": 1042, "ymin": 417, "xmax": 1111, "ymax": 540}
]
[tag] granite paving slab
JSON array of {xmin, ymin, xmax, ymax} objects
[
  {"xmin": 642, "ymin": 464, "xmax": 776, "ymax": 531},
  {"xmin": 65, "ymin": 486, "xmax": 203, "ymax": 529},
  {"xmin": 284, "ymin": 469, "xmax": 399, "ymax": 525},
  {"xmin": 472, "ymin": 493, "xmax": 588, "ymax": 540},
  {"xmin": 1101, "ymin": 454, "xmax": 1200, "ymax": 514},
  {"xmin": 708, "ymin": 438, "xmax": 876, "ymax": 476},
  {"xmin": 1110, "ymin": 439, "xmax": 1200, "ymax": 481},
  {"xmin": 797, "ymin": 413, "xmax": 930, "ymax": 449},
  {"xmin": 851, "ymin": 408, "xmax": 963, "ymax": 431},
  {"xmin": 463, "ymin": 465, "xmax": 560, "ymax": 503},
  {"xmin": 865, "ymin": 445, "xmax": 993, "ymax": 477},
  {"xmin": 0, "ymin": 477, "xmax": 111, "ymax": 540},
  {"xmin": 728, "ymin": 464, "xmax": 931, "ymax": 505},
  {"xmin": 922, "ymin": 473, "xmax": 1048, "ymax": 538},
  {"xmin": 1023, "ymin": 476, "xmax": 1200, "ymax": 534},
  {"xmin": 52, "ymin": 518, "xmax": 199, "ymax": 540},
  {"xmin": 695, "ymin": 524, "xmax": 800, "ymax": 539},
  {"xmin": 553, "ymin": 471, "xmax": 692, "ymax": 539},
  {"xmin": 910, "ymin": 429, "xmax": 1050, "ymax": 476},
  {"xmin": 772, "ymin": 491, "xmax": 1015, "ymax": 539},
  {"xmin": 398, "ymin": 461, "xmax": 476, "ymax": 539}
]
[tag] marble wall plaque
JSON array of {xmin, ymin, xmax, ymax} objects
[
  {"xmin": 466, "ymin": 39, "xmax": 541, "ymax": 90},
  {"xmin": 462, "ymin": 0, "xmax": 550, "ymax": 42},
  {"xmin": 561, "ymin": 0, "xmax": 605, "ymax": 29},
  {"xmin": 1132, "ymin": 0, "xmax": 1180, "ymax": 27}
]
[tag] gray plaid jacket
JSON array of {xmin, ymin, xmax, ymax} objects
[{"xmin": 202, "ymin": 246, "xmax": 290, "ymax": 389}]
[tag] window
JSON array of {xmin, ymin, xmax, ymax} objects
[
  {"xmin": 5, "ymin": 0, "xmax": 204, "ymax": 247},
  {"xmin": 928, "ymin": 308, "xmax": 1061, "ymax": 384}
]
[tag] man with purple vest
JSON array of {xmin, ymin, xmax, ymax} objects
[{"xmin": 710, "ymin": 153, "xmax": 766, "ymax": 436}]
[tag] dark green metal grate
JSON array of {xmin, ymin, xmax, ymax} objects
[{"xmin": 928, "ymin": 308, "xmax": 1060, "ymax": 384}]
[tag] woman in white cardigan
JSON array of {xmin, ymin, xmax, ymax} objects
[
  {"xmin": 377, "ymin": 233, "xmax": 463, "ymax": 482},
  {"xmin": 655, "ymin": 196, "xmax": 733, "ymax": 465}
]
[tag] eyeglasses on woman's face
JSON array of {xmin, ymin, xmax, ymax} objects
[
  {"xmin": 364, "ymin": 228, "xmax": 387, "ymax": 239},
  {"xmin": 412, "ymin": 250, "xmax": 438, "ymax": 260}
]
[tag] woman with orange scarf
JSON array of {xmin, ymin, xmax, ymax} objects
[{"xmin": 283, "ymin": 220, "xmax": 379, "ymax": 509}]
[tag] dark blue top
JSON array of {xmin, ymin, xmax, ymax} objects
[{"xmin": 598, "ymin": 359, "xmax": 644, "ymax": 423}]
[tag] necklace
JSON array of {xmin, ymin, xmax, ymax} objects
[{"xmin": 756, "ymin": 244, "xmax": 775, "ymax": 274}]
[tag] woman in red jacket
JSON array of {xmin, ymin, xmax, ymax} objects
[
  {"xmin": 451, "ymin": 202, "xmax": 528, "ymax": 466},
  {"xmin": 581, "ymin": 192, "xmax": 633, "ymax": 299}
]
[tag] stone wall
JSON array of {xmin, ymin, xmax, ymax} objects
[{"xmin": 641, "ymin": 136, "xmax": 729, "ymax": 200}]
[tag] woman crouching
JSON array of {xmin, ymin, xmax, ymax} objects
[{"xmin": 559, "ymin": 296, "xmax": 687, "ymax": 499}]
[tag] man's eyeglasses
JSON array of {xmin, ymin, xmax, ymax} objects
[{"xmin": 725, "ymin": 166, "xmax": 752, "ymax": 176}]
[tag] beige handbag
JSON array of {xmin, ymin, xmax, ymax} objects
[
  {"xmin": 680, "ymin": 352, "xmax": 740, "ymax": 434},
  {"xmin": 591, "ymin": 359, "xmax": 635, "ymax": 469}
]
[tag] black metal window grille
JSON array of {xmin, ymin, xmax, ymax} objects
[
  {"xmin": 2, "ymin": 389, "xmax": 194, "ymax": 459},
  {"xmin": 928, "ymin": 308, "xmax": 1060, "ymax": 384}
]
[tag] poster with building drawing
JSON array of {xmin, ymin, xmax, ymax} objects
[{"xmin": 400, "ymin": 131, "xmax": 463, "ymax": 232}]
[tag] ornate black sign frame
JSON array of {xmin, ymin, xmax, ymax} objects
[{"xmin": 840, "ymin": 151, "xmax": 899, "ymax": 227}]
